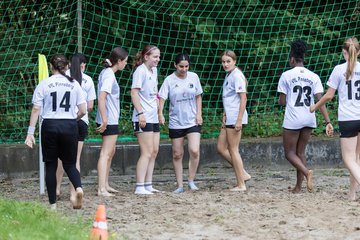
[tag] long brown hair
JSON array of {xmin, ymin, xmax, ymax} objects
[
  {"xmin": 132, "ymin": 45, "xmax": 158, "ymax": 69},
  {"xmin": 343, "ymin": 37, "xmax": 360, "ymax": 81},
  {"xmin": 50, "ymin": 54, "xmax": 72, "ymax": 82},
  {"xmin": 103, "ymin": 47, "xmax": 128, "ymax": 68}
]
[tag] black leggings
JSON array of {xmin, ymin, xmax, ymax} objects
[{"xmin": 45, "ymin": 160, "xmax": 81, "ymax": 204}]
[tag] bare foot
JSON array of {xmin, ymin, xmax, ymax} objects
[
  {"xmin": 229, "ymin": 186, "xmax": 247, "ymax": 192},
  {"xmin": 56, "ymin": 189, "xmax": 61, "ymax": 198},
  {"xmin": 306, "ymin": 170, "xmax": 313, "ymax": 193},
  {"xmin": 97, "ymin": 190, "xmax": 114, "ymax": 197},
  {"xmin": 72, "ymin": 188, "xmax": 83, "ymax": 209},
  {"xmin": 106, "ymin": 186, "xmax": 119, "ymax": 193},
  {"xmin": 288, "ymin": 185, "xmax": 301, "ymax": 194},
  {"xmin": 244, "ymin": 174, "xmax": 251, "ymax": 182},
  {"xmin": 349, "ymin": 192, "xmax": 356, "ymax": 201}
]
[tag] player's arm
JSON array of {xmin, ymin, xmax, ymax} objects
[
  {"xmin": 77, "ymin": 102, "xmax": 86, "ymax": 120},
  {"xmin": 24, "ymin": 105, "xmax": 41, "ymax": 148},
  {"xmin": 96, "ymin": 91, "xmax": 108, "ymax": 133},
  {"xmin": 195, "ymin": 94, "xmax": 203, "ymax": 125},
  {"xmin": 131, "ymin": 88, "xmax": 146, "ymax": 128},
  {"xmin": 278, "ymin": 93, "xmax": 286, "ymax": 106},
  {"xmin": 158, "ymin": 97, "xmax": 166, "ymax": 126},
  {"xmin": 310, "ymin": 87, "xmax": 336, "ymax": 113},
  {"xmin": 235, "ymin": 92, "xmax": 247, "ymax": 131}
]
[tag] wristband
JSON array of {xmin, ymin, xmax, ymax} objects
[
  {"xmin": 27, "ymin": 126, "xmax": 35, "ymax": 135},
  {"xmin": 136, "ymin": 112, "xmax": 144, "ymax": 117},
  {"xmin": 324, "ymin": 121, "xmax": 331, "ymax": 126}
]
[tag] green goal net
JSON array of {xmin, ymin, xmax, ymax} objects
[{"xmin": 1, "ymin": 0, "xmax": 359, "ymax": 143}]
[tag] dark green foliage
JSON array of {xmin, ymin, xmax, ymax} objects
[{"xmin": 1, "ymin": 0, "xmax": 359, "ymax": 142}]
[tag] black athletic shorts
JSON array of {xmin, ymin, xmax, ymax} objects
[
  {"xmin": 96, "ymin": 124, "xmax": 119, "ymax": 136},
  {"xmin": 41, "ymin": 119, "xmax": 78, "ymax": 164},
  {"xmin": 77, "ymin": 120, "xmax": 88, "ymax": 141},
  {"xmin": 339, "ymin": 120, "xmax": 360, "ymax": 138},
  {"xmin": 169, "ymin": 125, "xmax": 202, "ymax": 139},
  {"xmin": 133, "ymin": 122, "xmax": 160, "ymax": 133}
]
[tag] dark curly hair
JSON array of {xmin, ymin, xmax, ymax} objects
[{"xmin": 290, "ymin": 39, "xmax": 308, "ymax": 63}]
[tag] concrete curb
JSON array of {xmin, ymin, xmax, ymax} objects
[{"xmin": 0, "ymin": 136, "xmax": 342, "ymax": 180}]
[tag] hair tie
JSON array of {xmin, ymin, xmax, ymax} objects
[
  {"xmin": 105, "ymin": 59, "xmax": 112, "ymax": 66},
  {"xmin": 144, "ymin": 46, "xmax": 158, "ymax": 56}
]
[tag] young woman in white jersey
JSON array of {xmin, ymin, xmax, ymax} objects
[
  {"xmin": 131, "ymin": 45, "xmax": 161, "ymax": 195},
  {"xmin": 55, "ymin": 53, "xmax": 96, "ymax": 203},
  {"xmin": 96, "ymin": 47, "xmax": 128, "ymax": 197},
  {"xmin": 216, "ymin": 50, "xmax": 251, "ymax": 192},
  {"xmin": 25, "ymin": 54, "xmax": 86, "ymax": 209},
  {"xmin": 158, "ymin": 53, "xmax": 203, "ymax": 193},
  {"xmin": 278, "ymin": 39, "xmax": 332, "ymax": 193},
  {"xmin": 311, "ymin": 37, "xmax": 360, "ymax": 200}
]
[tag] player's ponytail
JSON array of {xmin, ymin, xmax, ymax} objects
[
  {"xmin": 103, "ymin": 47, "xmax": 128, "ymax": 68},
  {"xmin": 70, "ymin": 53, "xmax": 86, "ymax": 86},
  {"xmin": 132, "ymin": 45, "xmax": 158, "ymax": 69},
  {"xmin": 343, "ymin": 37, "xmax": 360, "ymax": 81},
  {"xmin": 50, "ymin": 54, "xmax": 73, "ymax": 82}
]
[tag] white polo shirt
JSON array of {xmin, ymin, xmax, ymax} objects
[
  {"xmin": 327, "ymin": 61, "xmax": 360, "ymax": 121},
  {"xmin": 66, "ymin": 70, "xmax": 96, "ymax": 125},
  {"xmin": 159, "ymin": 71, "xmax": 203, "ymax": 129},
  {"xmin": 222, "ymin": 68, "xmax": 248, "ymax": 125},
  {"xmin": 277, "ymin": 66, "xmax": 323, "ymax": 129},
  {"xmin": 32, "ymin": 74, "xmax": 86, "ymax": 119},
  {"xmin": 95, "ymin": 67, "xmax": 120, "ymax": 125},
  {"xmin": 131, "ymin": 63, "xmax": 159, "ymax": 123}
]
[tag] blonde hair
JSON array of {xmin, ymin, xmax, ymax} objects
[
  {"xmin": 221, "ymin": 50, "xmax": 248, "ymax": 88},
  {"xmin": 132, "ymin": 45, "xmax": 159, "ymax": 69},
  {"xmin": 343, "ymin": 37, "xmax": 360, "ymax": 81},
  {"xmin": 221, "ymin": 50, "xmax": 237, "ymax": 61}
]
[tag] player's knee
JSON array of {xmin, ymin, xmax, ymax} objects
[{"xmin": 173, "ymin": 151, "xmax": 184, "ymax": 161}]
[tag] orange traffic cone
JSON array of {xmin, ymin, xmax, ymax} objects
[{"xmin": 90, "ymin": 205, "xmax": 108, "ymax": 240}]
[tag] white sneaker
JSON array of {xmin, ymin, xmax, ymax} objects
[
  {"xmin": 50, "ymin": 203, "xmax": 57, "ymax": 210},
  {"xmin": 134, "ymin": 187, "xmax": 153, "ymax": 195}
]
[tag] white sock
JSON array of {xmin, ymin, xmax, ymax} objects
[
  {"xmin": 188, "ymin": 181, "xmax": 199, "ymax": 190},
  {"xmin": 135, "ymin": 183, "xmax": 153, "ymax": 195},
  {"xmin": 145, "ymin": 182, "xmax": 160, "ymax": 193}
]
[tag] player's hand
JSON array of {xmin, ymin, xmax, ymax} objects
[
  {"xmin": 234, "ymin": 121, "xmax": 242, "ymax": 132},
  {"xmin": 325, "ymin": 123, "xmax": 334, "ymax": 137},
  {"xmin": 222, "ymin": 114, "xmax": 226, "ymax": 125},
  {"xmin": 139, "ymin": 114, "xmax": 146, "ymax": 128},
  {"xmin": 25, "ymin": 134, "xmax": 35, "ymax": 148},
  {"xmin": 96, "ymin": 122, "xmax": 107, "ymax": 133},
  {"xmin": 158, "ymin": 114, "xmax": 165, "ymax": 126},
  {"xmin": 310, "ymin": 105, "xmax": 316, "ymax": 113},
  {"xmin": 196, "ymin": 115, "xmax": 203, "ymax": 125}
]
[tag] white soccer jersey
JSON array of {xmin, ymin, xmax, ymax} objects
[
  {"xmin": 327, "ymin": 61, "xmax": 360, "ymax": 121},
  {"xmin": 66, "ymin": 70, "xmax": 96, "ymax": 125},
  {"xmin": 131, "ymin": 63, "xmax": 159, "ymax": 123},
  {"xmin": 159, "ymin": 71, "xmax": 203, "ymax": 129},
  {"xmin": 277, "ymin": 66, "xmax": 324, "ymax": 129},
  {"xmin": 222, "ymin": 68, "xmax": 248, "ymax": 125},
  {"xmin": 95, "ymin": 68, "xmax": 120, "ymax": 125},
  {"xmin": 32, "ymin": 74, "xmax": 86, "ymax": 119}
]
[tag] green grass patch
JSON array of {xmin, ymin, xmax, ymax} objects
[
  {"xmin": 0, "ymin": 198, "xmax": 90, "ymax": 240},
  {"xmin": 321, "ymin": 169, "xmax": 348, "ymax": 177}
]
